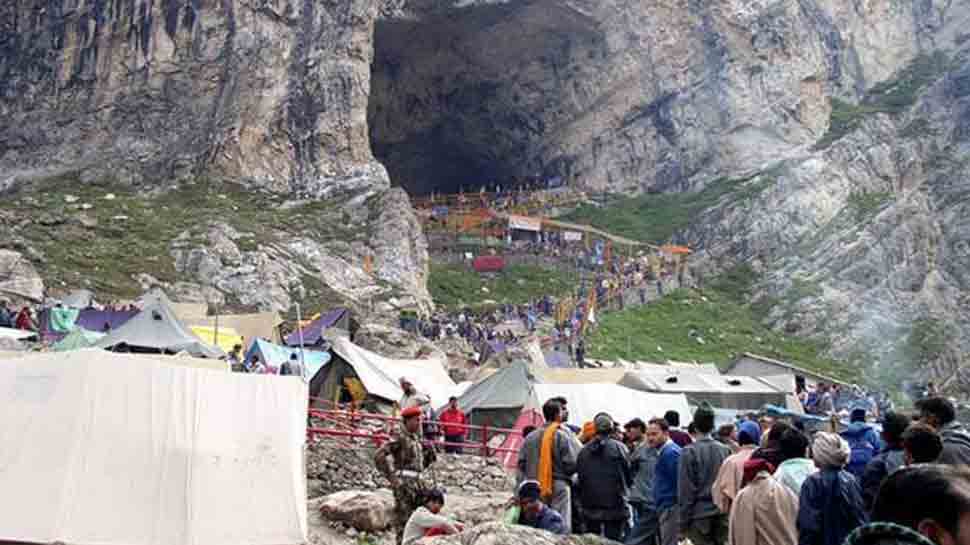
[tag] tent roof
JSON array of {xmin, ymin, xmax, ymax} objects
[
  {"xmin": 285, "ymin": 308, "xmax": 347, "ymax": 346},
  {"xmin": 536, "ymin": 368, "xmax": 627, "ymax": 384},
  {"xmin": 248, "ymin": 338, "xmax": 331, "ymax": 379},
  {"xmin": 60, "ymin": 289, "xmax": 96, "ymax": 309},
  {"xmin": 95, "ymin": 296, "xmax": 225, "ymax": 358},
  {"xmin": 52, "ymin": 327, "xmax": 105, "ymax": 352},
  {"xmin": 452, "ymin": 360, "xmax": 535, "ymax": 412},
  {"xmin": 635, "ymin": 361, "xmax": 721, "ymax": 374},
  {"xmin": 190, "ymin": 326, "xmax": 244, "ymax": 353},
  {"xmin": 0, "ymin": 349, "xmax": 307, "ymax": 545},
  {"xmin": 187, "ymin": 312, "xmax": 284, "ymax": 348},
  {"xmin": 0, "ymin": 327, "xmax": 36, "ymax": 341},
  {"xmin": 619, "ymin": 369, "xmax": 781, "ymax": 394},
  {"xmin": 727, "ymin": 353, "xmax": 850, "ymax": 386},
  {"xmin": 330, "ymin": 336, "xmax": 455, "ymax": 408},
  {"xmin": 530, "ymin": 383, "xmax": 690, "ymax": 428}
]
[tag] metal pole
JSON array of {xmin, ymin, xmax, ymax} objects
[
  {"xmin": 214, "ymin": 303, "xmax": 219, "ymax": 348},
  {"xmin": 296, "ymin": 302, "xmax": 307, "ymax": 382}
]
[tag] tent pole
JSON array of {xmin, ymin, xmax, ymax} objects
[{"xmin": 296, "ymin": 302, "xmax": 307, "ymax": 382}]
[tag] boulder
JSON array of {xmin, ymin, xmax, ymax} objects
[
  {"xmin": 0, "ymin": 249, "xmax": 44, "ymax": 303},
  {"xmin": 418, "ymin": 521, "xmax": 619, "ymax": 545},
  {"xmin": 318, "ymin": 490, "xmax": 394, "ymax": 532}
]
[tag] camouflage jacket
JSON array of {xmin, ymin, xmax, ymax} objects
[{"xmin": 374, "ymin": 429, "xmax": 437, "ymax": 479}]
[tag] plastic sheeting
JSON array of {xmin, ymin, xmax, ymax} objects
[
  {"xmin": 51, "ymin": 327, "xmax": 105, "ymax": 351},
  {"xmin": 0, "ymin": 327, "xmax": 35, "ymax": 341},
  {"xmin": 530, "ymin": 383, "xmax": 690, "ymax": 429},
  {"xmin": 0, "ymin": 350, "xmax": 307, "ymax": 545},
  {"xmin": 619, "ymin": 369, "xmax": 789, "ymax": 411},
  {"xmin": 190, "ymin": 326, "xmax": 245, "ymax": 353},
  {"xmin": 246, "ymin": 338, "xmax": 331, "ymax": 379},
  {"xmin": 285, "ymin": 308, "xmax": 347, "ymax": 347},
  {"xmin": 330, "ymin": 336, "xmax": 455, "ymax": 408}
]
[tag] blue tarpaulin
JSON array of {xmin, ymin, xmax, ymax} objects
[
  {"xmin": 285, "ymin": 308, "xmax": 347, "ymax": 347},
  {"xmin": 246, "ymin": 338, "xmax": 331, "ymax": 378}
]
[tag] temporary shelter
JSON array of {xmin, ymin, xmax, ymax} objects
[
  {"xmin": 40, "ymin": 307, "xmax": 138, "ymax": 342},
  {"xmin": 285, "ymin": 308, "xmax": 348, "ymax": 347},
  {"xmin": 190, "ymin": 326, "xmax": 245, "ymax": 353},
  {"xmin": 619, "ymin": 369, "xmax": 792, "ymax": 411},
  {"xmin": 313, "ymin": 336, "xmax": 455, "ymax": 409},
  {"xmin": 52, "ymin": 327, "xmax": 105, "ymax": 351},
  {"xmin": 530, "ymin": 383, "xmax": 690, "ymax": 429},
  {"xmin": 94, "ymin": 296, "xmax": 225, "ymax": 359},
  {"xmin": 246, "ymin": 338, "xmax": 331, "ymax": 379},
  {"xmin": 725, "ymin": 353, "xmax": 849, "ymax": 387},
  {"xmin": 0, "ymin": 327, "xmax": 36, "ymax": 342},
  {"xmin": 186, "ymin": 311, "xmax": 284, "ymax": 349},
  {"xmin": 0, "ymin": 349, "xmax": 307, "ymax": 545},
  {"xmin": 536, "ymin": 367, "xmax": 627, "ymax": 384},
  {"xmin": 449, "ymin": 360, "xmax": 537, "ymax": 429}
]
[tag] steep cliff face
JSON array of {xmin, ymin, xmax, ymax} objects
[
  {"xmin": 368, "ymin": 0, "xmax": 959, "ymax": 195},
  {"xmin": 0, "ymin": 0, "xmax": 430, "ymax": 315},
  {"xmin": 1, "ymin": 0, "xmax": 383, "ymax": 194}
]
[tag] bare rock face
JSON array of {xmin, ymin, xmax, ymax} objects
[
  {"xmin": 0, "ymin": 250, "xmax": 44, "ymax": 303},
  {"xmin": 0, "ymin": 0, "xmax": 385, "ymax": 194},
  {"xmin": 369, "ymin": 0, "xmax": 962, "ymax": 195}
]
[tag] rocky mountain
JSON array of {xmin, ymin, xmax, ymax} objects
[{"xmin": 3, "ymin": 0, "xmax": 970, "ymax": 386}]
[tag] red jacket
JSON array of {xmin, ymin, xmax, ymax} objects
[{"xmin": 438, "ymin": 408, "xmax": 468, "ymax": 437}]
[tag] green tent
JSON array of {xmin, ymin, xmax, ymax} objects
[{"xmin": 52, "ymin": 328, "xmax": 106, "ymax": 352}]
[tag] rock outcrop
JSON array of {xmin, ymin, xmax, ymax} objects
[
  {"xmin": 317, "ymin": 489, "xmax": 511, "ymax": 533},
  {"xmin": 417, "ymin": 522, "xmax": 619, "ymax": 545},
  {"xmin": 0, "ymin": 250, "xmax": 44, "ymax": 303}
]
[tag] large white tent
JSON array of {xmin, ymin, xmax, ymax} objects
[
  {"xmin": 0, "ymin": 349, "xmax": 307, "ymax": 545},
  {"xmin": 317, "ymin": 336, "xmax": 456, "ymax": 408},
  {"xmin": 530, "ymin": 383, "xmax": 690, "ymax": 428}
]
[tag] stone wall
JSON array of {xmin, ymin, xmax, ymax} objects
[{"xmin": 306, "ymin": 436, "xmax": 515, "ymax": 498}]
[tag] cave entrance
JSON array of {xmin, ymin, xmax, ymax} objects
[{"xmin": 368, "ymin": 1, "xmax": 604, "ymax": 196}]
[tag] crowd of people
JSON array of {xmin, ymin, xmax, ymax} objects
[{"xmin": 375, "ymin": 390, "xmax": 970, "ymax": 545}]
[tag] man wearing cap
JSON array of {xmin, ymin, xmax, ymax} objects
[
  {"xmin": 678, "ymin": 402, "xmax": 731, "ymax": 545},
  {"xmin": 399, "ymin": 377, "xmax": 431, "ymax": 410},
  {"xmin": 712, "ymin": 420, "xmax": 761, "ymax": 514},
  {"xmin": 515, "ymin": 480, "xmax": 567, "ymax": 535},
  {"xmin": 375, "ymin": 405, "xmax": 438, "ymax": 545},
  {"xmin": 577, "ymin": 413, "xmax": 632, "ymax": 540}
]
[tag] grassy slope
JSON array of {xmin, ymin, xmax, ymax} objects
[
  {"xmin": 429, "ymin": 263, "xmax": 577, "ymax": 309},
  {"xmin": 559, "ymin": 172, "xmax": 774, "ymax": 244},
  {"xmin": 585, "ymin": 266, "xmax": 860, "ymax": 382},
  {"xmin": 0, "ymin": 176, "xmax": 358, "ymax": 304}
]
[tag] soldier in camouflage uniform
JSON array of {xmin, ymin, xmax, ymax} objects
[{"xmin": 375, "ymin": 405, "xmax": 438, "ymax": 544}]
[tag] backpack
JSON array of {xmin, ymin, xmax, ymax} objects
[{"xmin": 845, "ymin": 432, "xmax": 876, "ymax": 478}]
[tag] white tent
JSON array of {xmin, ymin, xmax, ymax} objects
[
  {"xmin": 530, "ymin": 383, "xmax": 690, "ymax": 429},
  {"xmin": 0, "ymin": 349, "xmax": 307, "ymax": 545},
  {"xmin": 620, "ymin": 369, "xmax": 791, "ymax": 411},
  {"xmin": 328, "ymin": 336, "xmax": 456, "ymax": 408},
  {"xmin": 0, "ymin": 326, "xmax": 36, "ymax": 341}
]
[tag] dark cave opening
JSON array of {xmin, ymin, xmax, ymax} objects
[{"xmin": 367, "ymin": 1, "xmax": 605, "ymax": 196}]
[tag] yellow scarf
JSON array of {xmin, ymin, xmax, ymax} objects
[{"xmin": 538, "ymin": 422, "xmax": 560, "ymax": 500}]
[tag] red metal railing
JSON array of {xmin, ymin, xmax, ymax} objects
[{"xmin": 307, "ymin": 401, "xmax": 521, "ymax": 457}]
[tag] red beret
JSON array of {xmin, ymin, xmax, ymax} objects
[{"xmin": 401, "ymin": 406, "xmax": 422, "ymax": 419}]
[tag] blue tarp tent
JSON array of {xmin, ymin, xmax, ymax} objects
[{"xmin": 245, "ymin": 338, "xmax": 331, "ymax": 378}]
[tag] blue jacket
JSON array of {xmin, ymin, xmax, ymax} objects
[
  {"xmin": 841, "ymin": 423, "xmax": 882, "ymax": 479},
  {"xmin": 653, "ymin": 440, "xmax": 681, "ymax": 511},
  {"xmin": 798, "ymin": 468, "xmax": 868, "ymax": 545},
  {"xmin": 520, "ymin": 505, "xmax": 566, "ymax": 535}
]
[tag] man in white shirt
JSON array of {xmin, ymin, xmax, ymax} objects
[{"xmin": 402, "ymin": 488, "xmax": 463, "ymax": 544}]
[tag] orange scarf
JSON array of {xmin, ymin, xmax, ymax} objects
[{"xmin": 538, "ymin": 423, "xmax": 560, "ymax": 500}]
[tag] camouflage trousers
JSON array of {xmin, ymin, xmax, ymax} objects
[{"xmin": 392, "ymin": 478, "xmax": 427, "ymax": 545}]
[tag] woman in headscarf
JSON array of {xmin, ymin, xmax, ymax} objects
[
  {"xmin": 797, "ymin": 432, "xmax": 868, "ymax": 545},
  {"xmin": 14, "ymin": 306, "xmax": 35, "ymax": 331}
]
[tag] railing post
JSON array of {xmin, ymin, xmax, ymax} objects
[{"xmin": 481, "ymin": 422, "xmax": 489, "ymax": 457}]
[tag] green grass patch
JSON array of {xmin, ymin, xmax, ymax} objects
[
  {"xmin": 0, "ymin": 175, "xmax": 363, "ymax": 299},
  {"xmin": 815, "ymin": 52, "xmax": 950, "ymax": 149},
  {"xmin": 585, "ymin": 267, "xmax": 857, "ymax": 381},
  {"xmin": 559, "ymin": 170, "xmax": 778, "ymax": 244},
  {"xmin": 428, "ymin": 263, "xmax": 577, "ymax": 309}
]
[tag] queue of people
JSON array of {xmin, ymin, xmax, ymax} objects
[{"xmin": 376, "ymin": 391, "xmax": 970, "ymax": 545}]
